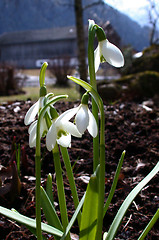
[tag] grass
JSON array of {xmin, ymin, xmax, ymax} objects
[{"xmin": 0, "ymin": 84, "xmax": 81, "ymax": 103}]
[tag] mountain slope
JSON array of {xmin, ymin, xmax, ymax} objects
[{"xmin": 0, "ymin": 0, "xmax": 150, "ymax": 50}]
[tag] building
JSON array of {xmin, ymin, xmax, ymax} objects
[
  {"xmin": 0, "ymin": 26, "xmax": 79, "ymax": 69},
  {"xmin": 0, "ymin": 22, "xmax": 121, "ymax": 70}
]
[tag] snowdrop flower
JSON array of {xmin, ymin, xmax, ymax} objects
[
  {"xmin": 24, "ymin": 97, "xmax": 48, "ymax": 148},
  {"xmin": 46, "ymin": 108, "xmax": 82, "ymax": 151},
  {"xmin": 24, "ymin": 97, "xmax": 44, "ymax": 126},
  {"xmin": 94, "ymin": 39, "xmax": 124, "ymax": 72},
  {"xmin": 74, "ymin": 103, "xmax": 98, "ymax": 138},
  {"xmin": 28, "ymin": 118, "xmax": 48, "ymax": 148},
  {"xmin": 74, "ymin": 92, "xmax": 98, "ymax": 137},
  {"xmin": 63, "ymin": 93, "xmax": 98, "ymax": 138}
]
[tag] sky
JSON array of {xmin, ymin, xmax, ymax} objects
[{"xmin": 105, "ymin": 0, "xmax": 159, "ymax": 28}]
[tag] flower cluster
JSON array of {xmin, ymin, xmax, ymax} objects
[{"xmin": 24, "ymin": 94, "xmax": 98, "ymax": 151}]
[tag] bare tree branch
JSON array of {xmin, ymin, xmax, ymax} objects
[
  {"xmin": 147, "ymin": 0, "xmax": 159, "ymax": 44},
  {"xmin": 83, "ymin": 0, "xmax": 104, "ymax": 10}
]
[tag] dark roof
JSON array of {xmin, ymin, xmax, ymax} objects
[{"xmin": 0, "ymin": 26, "xmax": 77, "ymax": 45}]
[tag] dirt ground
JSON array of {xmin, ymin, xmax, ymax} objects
[{"xmin": 0, "ymin": 95, "xmax": 159, "ymax": 239}]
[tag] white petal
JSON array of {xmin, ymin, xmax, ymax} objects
[
  {"xmin": 24, "ymin": 100, "xmax": 40, "ymax": 125},
  {"xmin": 40, "ymin": 118, "xmax": 48, "ymax": 137},
  {"xmin": 87, "ymin": 109, "xmax": 98, "ymax": 138},
  {"xmin": 46, "ymin": 124, "xmax": 57, "ymax": 151},
  {"xmin": 62, "ymin": 121, "xmax": 82, "ymax": 138},
  {"xmin": 57, "ymin": 107, "xmax": 79, "ymax": 123},
  {"xmin": 28, "ymin": 120, "xmax": 37, "ymax": 134},
  {"xmin": 29, "ymin": 122, "xmax": 37, "ymax": 148},
  {"xmin": 102, "ymin": 40, "xmax": 124, "ymax": 68},
  {"xmin": 94, "ymin": 44, "xmax": 101, "ymax": 73},
  {"xmin": 75, "ymin": 105, "xmax": 89, "ymax": 134},
  {"xmin": 57, "ymin": 133, "xmax": 71, "ymax": 148},
  {"xmin": 39, "ymin": 97, "xmax": 45, "ymax": 108}
]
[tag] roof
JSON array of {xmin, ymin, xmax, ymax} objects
[{"xmin": 0, "ymin": 26, "xmax": 77, "ymax": 45}]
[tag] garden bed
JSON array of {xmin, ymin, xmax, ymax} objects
[{"xmin": 0, "ymin": 95, "xmax": 159, "ymax": 239}]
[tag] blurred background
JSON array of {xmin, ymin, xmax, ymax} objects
[{"xmin": 0, "ymin": 0, "xmax": 159, "ymax": 102}]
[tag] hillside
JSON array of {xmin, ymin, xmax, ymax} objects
[{"xmin": 0, "ymin": 0, "xmax": 150, "ymax": 50}]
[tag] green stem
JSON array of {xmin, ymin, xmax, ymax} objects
[
  {"xmin": 60, "ymin": 146, "xmax": 81, "ymax": 226},
  {"xmin": 52, "ymin": 144, "xmax": 71, "ymax": 240},
  {"xmin": 35, "ymin": 156, "xmax": 42, "ymax": 240},
  {"xmin": 67, "ymin": 76, "xmax": 106, "ymax": 239},
  {"xmin": 40, "ymin": 98, "xmax": 70, "ymax": 239},
  {"xmin": 96, "ymin": 104, "xmax": 105, "ymax": 240},
  {"xmin": 88, "ymin": 20, "xmax": 106, "ymax": 239},
  {"xmin": 34, "ymin": 94, "xmax": 68, "ymax": 240},
  {"xmin": 35, "ymin": 116, "xmax": 43, "ymax": 240},
  {"xmin": 88, "ymin": 19, "xmax": 99, "ymax": 171}
]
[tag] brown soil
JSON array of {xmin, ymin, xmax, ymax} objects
[{"xmin": 0, "ymin": 96, "xmax": 159, "ymax": 240}]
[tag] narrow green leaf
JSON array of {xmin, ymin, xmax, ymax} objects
[
  {"xmin": 11, "ymin": 208, "xmax": 37, "ymax": 237},
  {"xmin": 60, "ymin": 146, "xmax": 81, "ymax": 226},
  {"xmin": 61, "ymin": 193, "xmax": 85, "ymax": 240},
  {"xmin": 103, "ymin": 151, "xmax": 125, "ymax": 217},
  {"xmin": 106, "ymin": 162, "xmax": 159, "ymax": 240},
  {"xmin": 46, "ymin": 173, "xmax": 54, "ymax": 206},
  {"xmin": 67, "ymin": 76, "xmax": 103, "ymax": 114},
  {"xmin": 0, "ymin": 206, "xmax": 63, "ymax": 237},
  {"xmin": 40, "ymin": 186, "xmax": 63, "ymax": 231},
  {"xmin": 137, "ymin": 209, "xmax": 159, "ymax": 240},
  {"xmin": 79, "ymin": 166, "xmax": 99, "ymax": 240}
]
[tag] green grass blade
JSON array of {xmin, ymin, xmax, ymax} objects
[
  {"xmin": 46, "ymin": 173, "xmax": 54, "ymax": 206},
  {"xmin": 137, "ymin": 209, "xmax": 159, "ymax": 240},
  {"xmin": 60, "ymin": 146, "xmax": 81, "ymax": 226},
  {"xmin": 61, "ymin": 193, "xmax": 85, "ymax": 240},
  {"xmin": 106, "ymin": 162, "xmax": 159, "ymax": 240},
  {"xmin": 0, "ymin": 206, "xmax": 63, "ymax": 237},
  {"xmin": 40, "ymin": 186, "xmax": 63, "ymax": 231},
  {"xmin": 103, "ymin": 151, "xmax": 125, "ymax": 217},
  {"xmin": 79, "ymin": 166, "xmax": 99, "ymax": 240}
]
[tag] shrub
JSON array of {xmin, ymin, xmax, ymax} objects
[{"xmin": 0, "ymin": 64, "xmax": 19, "ymax": 96}]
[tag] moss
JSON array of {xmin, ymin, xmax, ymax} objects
[
  {"xmin": 123, "ymin": 44, "xmax": 159, "ymax": 75},
  {"xmin": 131, "ymin": 71, "xmax": 159, "ymax": 97},
  {"xmin": 143, "ymin": 44, "xmax": 159, "ymax": 55},
  {"xmin": 113, "ymin": 71, "xmax": 159, "ymax": 98}
]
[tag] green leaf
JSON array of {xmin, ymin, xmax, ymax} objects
[
  {"xmin": 11, "ymin": 208, "xmax": 37, "ymax": 237},
  {"xmin": 40, "ymin": 186, "xmax": 63, "ymax": 232},
  {"xmin": 0, "ymin": 206, "xmax": 63, "ymax": 237},
  {"xmin": 137, "ymin": 209, "xmax": 159, "ymax": 240},
  {"xmin": 67, "ymin": 76, "xmax": 103, "ymax": 114},
  {"xmin": 79, "ymin": 166, "xmax": 99, "ymax": 240},
  {"xmin": 105, "ymin": 162, "xmax": 159, "ymax": 240},
  {"xmin": 61, "ymin": 193, "xmax": 85, "ymax": 240},
  {"xmin": 103, "ymin": 151, "xmax": 125, "ymax": 216}
]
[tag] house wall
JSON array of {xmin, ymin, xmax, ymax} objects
[{"xmin": 0, "ymin": 38, "xmax": 77, "ymax": 68}]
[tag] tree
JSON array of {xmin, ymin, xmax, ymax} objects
[
  {"xmin": 147, "ymin": 0, "xmax": 159, "ymax": 44},
  {"xmin": 55, "ymin": 0, "xmax": 104, "ymax": 89},
  {"xmin": 74, "ymin": 0, "xmax": 87, "ymax": 84}
]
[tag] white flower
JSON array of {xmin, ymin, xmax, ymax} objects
[
  {"xmin": 28, "ymin": 118, "xmax": 48, "ymax": 148},
  {"xmin": 24, "ymin": 97, "xmax": 48, "ymax": 148},
  {"xmin": 74, "ymin": 104, "xmax": 98, "ymax": 138},
  {"xmin": 46, "ymin": 108, "xmax": 82, "ymax": 151},
  {"xmin": 24, "ymin": 97, "xmax": 44, "ymax": 125},
  {"xmin": 94, "ymin": 39, "xmax": 124, "ymax": 72}
]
